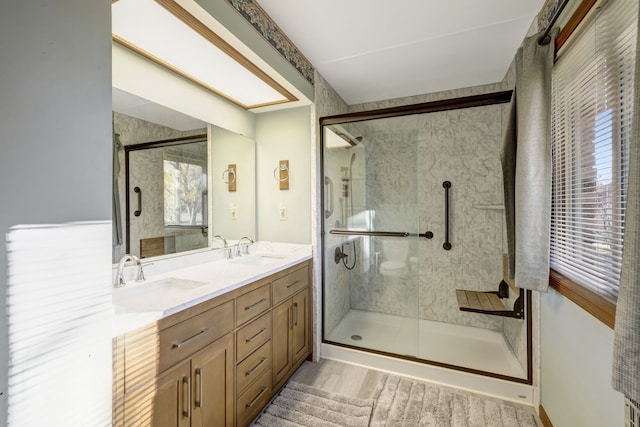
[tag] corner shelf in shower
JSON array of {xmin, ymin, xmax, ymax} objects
[{"xmin": 456, "ymin": 280, "xmax": 525, "ymax": 319}]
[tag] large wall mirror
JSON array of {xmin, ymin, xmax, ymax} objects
[{"xmin": 112, "ymin": 89, "xmax": 256, "ymax": 263}]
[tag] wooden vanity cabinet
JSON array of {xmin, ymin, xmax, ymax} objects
[
  {"xmin": 113, "ymin": 259, "xmax": 312, "ymax": 427},
  {"xmin": 120, "ymin": 300, "xmax": 235, "ymax": 427},
  {"xmin": 123, "ymin": 334, "xmax": 234, "ymax": 427},
  {"xmin": 272, "ymin": 266, "xmax": 311, "ymax": 390}
]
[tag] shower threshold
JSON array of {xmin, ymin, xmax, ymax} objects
[{"xmin": 325, "ymin": 310, "xmax": 527, "ymax": 384}]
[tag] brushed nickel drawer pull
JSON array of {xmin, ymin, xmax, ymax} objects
[
  {"xmin": 289, "ymin": 306, "xmax": 293, "ymax": 330},
  {"xmin": 173, "ymin": 327, "xmax": 210, "ymax": 349},
  {"xmin": 245, "ymin": 357, "xmax": 268, "ymax": 376},
  {"xmin": 245, "ymin": 327, "xmax": 267, "ymax": 343},
  {"xmin": 245, "ymin": 386, "xmax": 268, "ymax": 408},
  {"xmin": 286, "ymin": 279, "xmax": 300, "ymax": 289},
  {"xmin": 183, "ymin": 376, "xmax": 191, "ymax": 418},
  {"xmin": 195, "ymin": 368, "xmax": 203, "ymax": 408},
  {"xmin": 245, "ymin": 297, "xmax": 267, "ymax": 311}
]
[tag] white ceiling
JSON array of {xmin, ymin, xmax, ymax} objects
[{"xmin": 257, "ymin": 0, "xmax": 545, "ymax": 105}]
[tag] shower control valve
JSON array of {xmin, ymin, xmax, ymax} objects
[{"xmin": 334, "ymin": 247, "xmax": 349, "ymax": 264}]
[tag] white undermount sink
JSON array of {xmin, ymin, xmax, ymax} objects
[{"xmin": 113, "ymin": 277, "xmax": 207, "ymax": 313}]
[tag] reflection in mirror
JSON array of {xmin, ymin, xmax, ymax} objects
[
  {"xmin": 127, "ymin": 137, "xmax": 209, "ymax": 259},
  {"xmin": 113, "ymin": 109, "xmax": 208, "ymax": 263},
  {"xmin": 210, "ymin": 125, "xmax": 256, "ymax": 245},
  {"xmin": 112, "ymin": 91, "xmax": 257, "ymax": 263}
]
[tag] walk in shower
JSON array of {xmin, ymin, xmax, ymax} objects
[{"xmin": 321, "ymin": 92, "xmax": 531, "ymax": 385}]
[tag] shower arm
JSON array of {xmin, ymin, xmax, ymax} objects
[{"xmin": 329, "ymin": 229, "xmax": 434, "ymax": 239}]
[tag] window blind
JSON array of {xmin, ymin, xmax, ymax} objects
[{"xmin": 550, "ymin": 0, "xmax": 638, "ymax": 301}]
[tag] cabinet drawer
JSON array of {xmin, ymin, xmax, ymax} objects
[
  {"xmin": 236, "ymin": 340, "xmax": 271, "ymax": 395},
  {"xmin": 236, "ymin": 284, "xmax": 271, "ymax": 327},
  {"xmin": 236, "ymin": 312, "xmax": 271, "ymax": 362},
  {"xmin": 236, "ymin": 368, "xmax": 271, "ymax": 427},
  {"xmin": 272, "ymin": 266, "xmax": 309, "ymax": 305},
  {"xmin": 158, "ymin": 300, "xmax": 234, "ymax": 373}
]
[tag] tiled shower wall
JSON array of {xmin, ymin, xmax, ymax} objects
[{"xmin": 346, "ymin": 103, "xmax": 507, "ymax": 332}]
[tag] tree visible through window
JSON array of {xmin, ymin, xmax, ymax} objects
[
  {"xmin": 550, "ymin": 0, "xmax": 637, "ymax": 302},
  {"xmin": 164, "ymin": 159, "xmax": 207, "ymax": 226}
]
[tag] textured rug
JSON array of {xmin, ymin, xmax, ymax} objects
[
  {"xmin": 253, "ymin": 376, "xmax": 538, "ymax": 427},
  {"xmin": 251, "ymin": 381, "xmax": 375, "ymax": 427},
  {"xmin": 370, "ymin": 375, "xmax": 538, "ymax": 427}
]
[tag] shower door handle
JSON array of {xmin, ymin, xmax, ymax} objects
[
  {"xmin": 134, "ymin": 186, "xmax": 142, "ymax": 217},
  {"xmin": 324, "ymin": 177, "xmax": 334, "ymax": 218},
  {"xmin": 443, "ymin": 181, "xmax": 452, "ymax": 250}
]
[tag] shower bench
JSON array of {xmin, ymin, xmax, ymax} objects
[{"xmin": 455, "ymin": 256, "xmax": 524, "ymax": 319}]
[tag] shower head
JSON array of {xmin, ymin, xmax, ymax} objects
[
  {"xmin": 347, "ymin": 136, "xmax": 363, "ymax": 147},
  {"xmin": 350, "ymin": 152, "xmax": 356, "ymax": 167}
]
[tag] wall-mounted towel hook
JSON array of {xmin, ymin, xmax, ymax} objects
[
  {"xmin": 273, "ymin": 164, "xmax": 289, "ymax": 181},
  {"xmin": 223, "ymin": 164, "xmax": 236, "ymax": 192},
  {"xmin": 222, "ymin": 167, "xmax": 236, "ymax": 184},
  {"xmin": 274, "ymin": 160, "xmax": 289, "ymax": 190}
]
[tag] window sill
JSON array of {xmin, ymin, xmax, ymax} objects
[{"xmin": 548, "ymin": 269, "xmax": 616, "ymax": 329}]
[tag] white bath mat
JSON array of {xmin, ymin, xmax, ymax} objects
[
  {"xmin": 370, "ymin": 375, "xmax": 539, "ymax": 427},
  {"xmin": 252, "ymin": 381, "xmax": 375, "ymax": 427}
]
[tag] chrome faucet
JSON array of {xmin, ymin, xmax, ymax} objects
[
  {"xmin": 212, "ymin": 234, "xmax": 228, "ymax": 248},
  {"xmin": 115, "ymin": 254, "xmax": 145, "ymax": 287},
  {"xmin": 213, "ymin": 235, "xmax": 233, "ymax": 259},
  {"xmin": 235, "ymin": 236, "xmax": 254, "ymax": 256}
]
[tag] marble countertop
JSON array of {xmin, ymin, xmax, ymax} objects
[{"xmin": 112, "ymin": 242, "xmax": 312, "ymax": 337}]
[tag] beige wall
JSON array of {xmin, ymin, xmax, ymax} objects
[
  {"xmin": 540, "ymin": 289, "xmax": 624, "ymax": 426},
  {"xmin": 256, "ymin": 106, "xmax": 312, "ymax": 244},
  {"xmin": 210, "ymin": 124, "xmax": 256, "ymax": 241}
]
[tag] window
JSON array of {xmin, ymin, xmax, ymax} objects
[
  {"xmin": 550, "ymin": 0, "xmax": 638, "ymax": 302},
  {"xmin": 163, "ymin": 154, "xmax": 207, "ymax": 227}
]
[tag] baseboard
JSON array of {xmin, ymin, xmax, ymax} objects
[{"xmin": 539, "ymin": 404, "xmax": 553, "ymax": 427}]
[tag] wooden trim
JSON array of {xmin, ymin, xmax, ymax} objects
[
  {"xmin": 539, "ymin": 404, "xmax": 554, "ymax": 427},
  {"xmin": 548, "ymin": 269, "xmax": 616, "ymax": 329},
  {"xmin": 319, "ymin": 91, "xmax": 513, "ymax": 126},
  {"xmin": 112, "ymin": 0, "xmax": 298, "ymax": 110},
  {"xmin": 154, "ymin": 0, "xmax": 297, "ymax": 107},
  {"xmin": 555, "ymin": 0, "xmax": 598, "ymax": 52}
]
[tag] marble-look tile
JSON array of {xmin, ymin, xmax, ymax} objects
[
  {"xmin": 344, "ymin": 98, "xmax": 508, "ymax": 332},
  {"xmin": 323, "ymin": 82, "xmax": 526, "ymax": 366},
  {"xmin": 313, "ymin": 70, "xmax": 350, "ymax": 360},
  {"xmin": 324, "ymin": 245, "xmax": 351, "ymax": 334}
]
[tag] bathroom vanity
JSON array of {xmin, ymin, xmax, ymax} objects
[{"xmin": 112, "ymin": 244, "xmax": 312, "ymax": 427}]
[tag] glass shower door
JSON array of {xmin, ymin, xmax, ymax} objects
[{"xmin": 322, "ymin": 115, "xmax": 421, "ymax": 358}]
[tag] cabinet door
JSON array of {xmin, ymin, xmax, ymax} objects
[
  {"xmin": 191, "ymin": 334, "xmax": 234, "ymax": 427},
  {"xmin": 124, "ymin": 360, "xmax": 191, "ymax": 427},
  {"xmin": 272, "ymin": 301, "xmax": 292, "ymax": 385},
  {"xmin": 292, "ymin": 288, "xmax": 310, "ymax": 364}
]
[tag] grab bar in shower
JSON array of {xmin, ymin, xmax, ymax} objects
[
  {"xmin": 134, "ymin": 186, "xmax": 142, "ymax": 217},
  {"xmin": 443, "ymin": 181, "xmax": 452, "ymax": 250},
  {"xmin": 329, "ymin": 229, "xmax": 434, "ymax": 239},
  {"xmin": 324, "ymin": 177, "xmax": 334, "ymax": 218}
]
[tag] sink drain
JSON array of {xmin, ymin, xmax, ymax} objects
[{"xmin": 351, "ymin": 334, "xmax": 363, "ymax": 341}]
